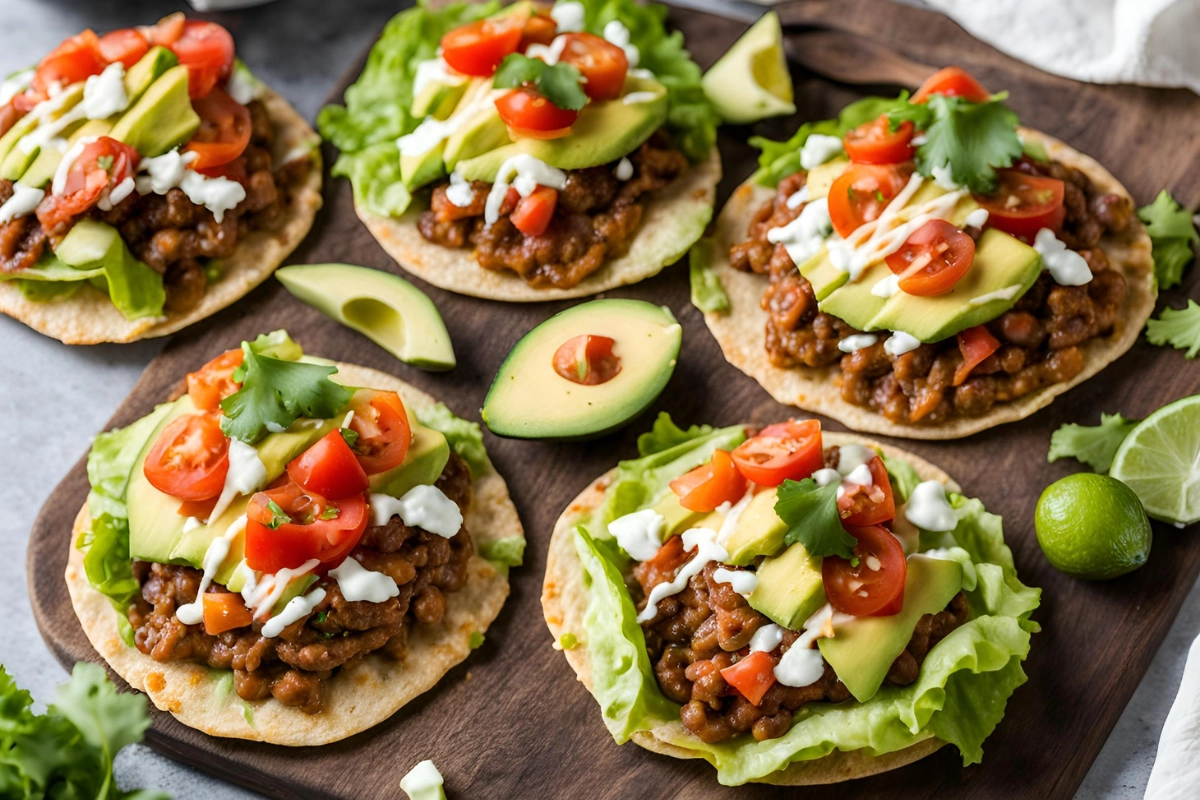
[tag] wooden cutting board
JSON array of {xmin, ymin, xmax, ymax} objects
[{"xmin": 26, "ymin": 2, "xmax": 1200, "ymax": 798}]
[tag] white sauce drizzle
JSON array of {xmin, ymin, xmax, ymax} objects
[
  {"xmin": 715, "ymin": 490, "xmax": 754, "ymax": 546},
  {"xmin": 262, "ymin": 587, "xmax": 327, "ymax": 638},
  {"xmin": 79, "ymin": 62, "xmax": 128, "ymax": 120},
  {"xmin": 175, "ymin": 515, "xmax": 248, "ymax": 626},
  {"xmin": 50, "ymin": 135, "xmax": 97, "ymax": 195},
  {"xmin": 749, "ymin": 623, "xmax": 784, "ymax": 653},
  {"xmin": 207, "ymin": 438, "xmax": 267, "ymax": 524},
  {"xmin": 182, "ymin": 516, "xmax": 203, "ymax": 533},
  {"xmin": 603, "ymin": 20, "xmax": 639, "ymax": 68},
  {"xmin": 799, "ymin": 134, "xmax": 844, "ymax": 171},
  {"xmin": 225, "ymin": 67, "xmax": 262, "ymax": 105},
  {"xmin": 713, "ymin": 566, "xmax": 758, "ymax": 597},
  {"xmin": 622, "ymin": 91, "xmax": 658, "ymax": 105},
  {"xmin": 968, "ymin": 283, "xmax": 1024, "ymax": 306},
  {"xmin": 413, "ymin": 56, "xmax": 465, "ymax": 99},
  {"xmin": 812, "ymin": 468, "xmax": 841, "ymax": 487},
  {"xmin": 445, "ymin": 171, "xmax": 476, "ymax": 207},
  {"xmin": 638, "ymin": 527, "xmax": 728, "ymax": 622},
  {"xmin": 134, "ymin": 149, "xmax": 245, "ymax": 222},
  {"xmin": 774, "ymin": 604, "xmax": 835, "ymax": 687},
  {"xmin": 1033, "ymin": 227, "xmax": 1092, "ymax": 285},
  {"xmin": 963, "ymin": 207, "xmax": 989, "ymax": 229},
  {"xmin": 243, "ymin": 558, "xmax": 320, "ymax": 621},
  {"xmin": 614, "ymin": 157, "xmax": 633, "ymax": 181},
  {"xmin": 836, "ymin": 444, "xmax": 875, "ymax": 475},
  {"xmin": 329, "ymin": 557, "xmax": 399, "ymax": 603},
  {"xmin": 369, "ymin": 486, "xmax": 463, "ymax": 538},
  {"xmin": 609, "ymin": 508, "xmax": 665, "ymax": 561},
  {"xmin": 838, "ymin": 334, "xmax": 878, "ymax": 353},
  {"xmin": 871, "ymin": 273, "xmax": 901, "ymax": 298},
  {"xmin": 14, "ymin": 86, "xmax": 81, "ymax": 155},
  {"xmin": 0, "ymin": 69, "xmax": 33, "ymax": 106},
  {"xmin": 97, "ymin": 176, "xmax": 135, "ymax": 211},
  {"xmin": 766, "ymin": 196, "xmax": 832, "ymax": 268},
  {"xmin": 785, "ymin": 184, "xmax": 810, "ymax": 209},
  {"xmin": 550, "ymin": 1, "xmax": 586, "ymax": 32},
  {"xmin": 884, "ymin": 331, "xmax": 922, "ymax": 356},
  {"xmin": 17, "ymin": 63, "xmax": 127, "ymax": 159},
  {"xmin": 905, "ymin": 480, "xmax": 958, "ymax": 531},
  {"xmin": 483, "ymin": 153, "xmax": 567, "ymax": 226},
  {"xmin": 0, "ymin": 184, "xmax": 44, "ymax": 223},
  {"xmin": 527, "ymin": 35, "xmax": 570, "ymax": 66},
  {"xmin": 931, "ymin": 163, "xmax": 960, "ymax": 190}
]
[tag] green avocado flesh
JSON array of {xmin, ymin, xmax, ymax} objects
[
  {"xmin": 700, "ymin": 11, "xmax": 795, "ymax": 125},
  {"xmin": 19, "ymin": 118, "xmax": 113, "ymax": 190},
  {"xmin": 368, "ymin": 422, "xmax": 450, "ymax": 499},
  {"xmin": 0, "ymin": 84, "xmax": 84, "ymax": 181},
  {"xmin": 723, "ymin": 489, "xmax": 786, "ymax": 566},
  {"xmin": 748, "ymin": 542, "xmax": 826, "ymax": 629},
  {"xmin": 124, "ymin": 47, "xmax": 179, "ymax": 106},
  {"xmin": 482, "ymin": 299, "xmax": 682, "ymax": 440},
  {"xmin": 275, "ymin": 263, "xmax": 455, "ymax": 371},
  {"xmin": 818, "ymin": 554, "xmax": 963, "ymax": 702},
  {"xmin": 453, "ymin": 75, "xmax": 669, "ymax": 184},
  {"xmin": 110, "ymin": 64, "xmax": 200, "ymax": 158},
  {"xmin": 652, "ymin": 492, "xmax": 705, "ymax": 538}
]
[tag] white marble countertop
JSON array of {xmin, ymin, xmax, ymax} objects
[{"xmin": 0, "ymin": 1, "xmax": 1190, "ymax": 797}]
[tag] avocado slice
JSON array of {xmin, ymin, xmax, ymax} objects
[
  {"xmin": 816, "ymin": 260, "xmax": 892, "ymax": 331},
  {"xmin": 110, "ymin": 64, "xmax": 200, "ymax": 158},
  {"xmin": 412, "ymin": 78, "xmax": 469, "ymax": 121},
  {"xmin": 18, "ymin": 118, "xmax": 112, "ymax": 189},
  {"xmin": 796, "ymin": 248, "xmax": 845, "ymax": 302},
  {"xmin": 723, "ymin": 488, "xmax": 787, "ymax": 565},
  {"xmin": 368, "ymin": 423, "xmax": 451, "ymax": 499},
  {"xmin": 482, "ymin": 299, "xmax": 682, "ymax": 440},
  {"xmin": 818, "ymin": 554, "xmax": 963, "ymax": 702},
  {"xmin": 454, "ymin": 75, "xmax": 669, "ymax": 183},
  {"xmin": 652, "ymin": 492, "xmax": 705, "ymax": 538},
  {"xmin": 0, "ymin": 83, "xmax": 86, "ymax": 181},
  {"xmin": 805, "ymin": 157, "xmax": 848, "ymax": 201},
  {"xmin": 701, "ymin": 12, "xmax": 795, "ymax": 125},
  {"xmin": 275, "ymin": 263, "xmax": 456, "ymax": 371},
  {"xmin": 439, "ymin": 78, "xmax": 510, "ymax": 174},
  {"xmin": 52, "ymin": 219, "xmax": 164, "ymax": 319},
  {"xmin": 124, "ymin": 46, "xmax": 179, "ymax": 106},
  {"xmin": 747, "ymin": 542, "xmax": 826, "ymax": 629}
]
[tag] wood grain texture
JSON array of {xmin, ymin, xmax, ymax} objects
[{"xmin": 26, "ymin": 2, "xmax": 1200, "ymax": 798}]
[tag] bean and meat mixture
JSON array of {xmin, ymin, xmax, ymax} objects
[
  {"xmin": 127, "ymin": 454, "xmax": 474, "ymax": 714},
  {"xmin": 728, "ymin": 157, "xmax": 1136, "ymax": 424},
  {"xmin": 418, "ymin": 130, "xmax": 688, "ymax": 289},
  {"xmin": 0, "ymin": 99, "xmax": 313, "ymax": 314}
]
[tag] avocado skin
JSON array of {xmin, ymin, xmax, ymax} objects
[{"xmin": 110, "ymin": 64, "xmax": 200, "ymax": 158}]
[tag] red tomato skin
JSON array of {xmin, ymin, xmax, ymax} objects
[
  {"xmin": 731, "ymin": 420, "xmax": 824, "ymax": 487},
  {"xmin": 843, "ymin": 116, "xmax": 915, "ymax": 165},
  {"xmin": 822, "ymin": 525, "xmax": 907, "ymax": 617},
  {"xmin": 552, "ymin": 334, "xmax": 621, "ymax": 385},
  {"xmin": 557, "ymin": 33, "xmax": 628, "ymax": 101},
  {"xmin": 143, "ymin": 413, "xmax": 230, "ymax": 502},
  {"xmin": 441, "ymin": 18, "xmax": 523, "ymax": 77},
  {"xmin": 97, "ymin": 28, "xmax": 150, "ymax": 68},
  {"xmin": 185, "ymin": 88, "xmax": 251, "ymax": 169},
  {"xmin": 670, "ymin": 450, "xmax": 748, "ymax": 512},
  {"xmin": 287, "ymin": 430, "xmax": 370, "ymax": 500},
  {"xmin": 187, "ymin": 348, "xmax": 244, "ymax": 411},
  {"xmin": 245, "ymin": 489, "xmax": 368, "ymax": 574},
  {"xmin": 511, "ymin": 185, "xmax": 558, "ymax": 236},
  {"xmin": 168, "ymin": 21, "xmax": 235, "ymax": 98},
  {"xmin": 520, "ymin": 14, "xmax": 558, "ymax": 49},
  {"xmin": 953, "ymin": 325, "xmax": 1001, "ymax": 386},
  {"xmin": 912, "ymin": 66, "xmax": 991, "ymax": 104},
  {"xmin": 348, "ymin": 391, "xmax": 412, "ymax": 475},
  {"xmin": 974, "ymin": 170, "xmax": 1066, "ymax": 240},
  {"xmin": 827, "ymin": 163, "xmax": 914, "ymax": 239},
  {"xmin": 885, "ymin": 219, "xmax": 976, "ymax": 297},
  {"xmin": 33, "ymin": 30, "xmax": 105, "ymax": 94},
  {"xmin": 720, "ymin": 650, "xmax": 777, "ymax": 706},
  {"xmin": 837, "ymin": 456, "xmax": 896, "ymax": 527},
  {"xmin": 495, "ymin": 88, "xmax": 578, "ymax": 136},
  {"xmin": 203, "ymin": 592, "xmax": 253, "ymax": 634},
  {"xmin": 35, "ymin": 137, "xmax": 140, "ymax": 233}
]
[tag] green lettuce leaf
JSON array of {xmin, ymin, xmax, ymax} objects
[
  {"xmin": 1047, "ymin": 412, "xmax": 1139, "ymax": 472},
  {"xmin": 1137, "ymin": 190, "xmax": 1197, "ymax": 290},
  {"xmin": 415, "ymin": 402, "xmax": 492, "ymax": 477},
  {"xmin": 86, "ymin": 403, "xmax": 174, "ymax": 521},
  {"xmin": 478, "ymin": 536, "xmax": 525, "ymax": 575},
  {"xmin": 2, "ymin": 242, "xmax": 164, "ymax": 320},
  {"xmin": 881, "ymin": 454, "xmax": 922, "ymax": 503},
  {"xmin": 688, "ymin": 238, "xmax": 729, "ymax": 313},
  {"xmin": 1146, "ymin": 299, "xmax": 1200, "ymax": 358}
]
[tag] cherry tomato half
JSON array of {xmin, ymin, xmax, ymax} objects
[
  {"xmin": 885, "ymin": 219, "xmax": 976, "ymax": 297},
  {"xmin": 143, "ymin": 412, "xmax": 230, "ymax": 502},
  {"xmin": 731, "ymin": 419, "xmax": 824, "ymax": 487},
  {"xmin": 557, "ymin": 32, "xmax": 628, "ymax": 101},
  {"xmin": 720, "ymin": 650, "xmax": 777, "ymax": 706},
  {"xmin": 245, "ymin": 480, "xmax": 368, "ymax": 574},
  {"xmin": 287, "ymin": 430, "xmax": 370, "ymax": 501},
  {"xmin": 511, "ymin": 185, "xmax": 558, "ymax": 236},
  {"xmin": 203, "ymin": 592, "xmax": 253, "ymax": 635},
  {"xmin": 552, "ymin": 334, "xmax": 621, "ymax": 386},
  {"xmin": 953, "ymin": 324, "xmax": 1001, "ymax": 386},
  {"xmin": 843, "ymin": 115, "xmax": 915, "ymax": 165},
  {"xmin": 822, "ymin": 524, "xmax": 907, "ymax": 616},
  {"xmin": 669, "ymin": 449, "xmax": 747, "ymax": 513},
  {"xmin": 973, "ymin": 169, "xmax": 1065, "ymax": 240},
  {"xmin": 185, "ymin": 88, "xmax": 251, "ymax": 170},
  {"xmin": 827, "ymin": 162, "xmax": 914, "ymax": 239},
  {"xmin": 837, "ymin": 456, "xmax": 895, "ymax": 527},
  {"xmin": 32, "ymin": 30, "xmax": 105, "ymax": 94},
  {"xmin": 167, "ymin": 20, "xmax": 235, "ymax": 98},
  {"xmin": 96, "ymin": 28, "xmax": 151, "ymax": 69},
  {"xmin": 441, "ymin": 17, "xmax": 523, "ymax": 77},
  {"xmin": 520, "ymin": 13, "xmax": 558, "ymax": 50},
  {"xmin": 912, "ymin": 66, "xmax": 991, "ymax": 104},
  {"xmin": 495, "ymin": 87, "xmax": 578, "ymax": 139},
  {"xmin": 35, "ymin": 136, "xmax": 140, "ymax": 233},
  {"xmin": 186, "ymin": 348, "xmax": 244, "ymax": 411},
  {"xmin": 348, "ymin": 391, "xmax": 412, "ymax": 475}
]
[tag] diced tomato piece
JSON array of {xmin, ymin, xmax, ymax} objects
[
  {"xmin": 670, "ymin": 450, "xmax": 747, "ymax": 512},
  {"xmin": 520, "ymin": 13, "xmax": 558, "ymax": 50},
  {"xmin": 822, "ymin": 525, "xmax": 907, "ymax": 616},
  {"xmin": 35, "ymin": 136, "xmax": 140, "ymax": 233},
  {"xmin": 511, "ymin": 185, "xmax": 558, "ymax": 236},
  {"xmin": 186, "ymin": 348, "xmax": 244, "ymax": 411},
  {"xmin": 166, "ymin": 20, "xmax": 235, "ymax": 98},
  {"xmin": 185, "ymin": 88, "xmax": 251, "ymax": 170},
  {"xmin": 954, "ymin": 325, "xmax": 1001, "ymax": 386},
  {"xmin": 143, "ymin": 412, "xmax": 230, "ymax": 502},
  {"xmin": 96, "ymin": 28, "xmax": 150, "ymax": 68},
  {"xmin": 827, "ymin": 162, "xmax": 914, "ymax": 239},
  {"xmin": 912, "ymin": 66, "xmax": 991, "ymax": 104},
  {"xmin": 347, "ymin": 391, "xmax": 412, "ymax": 474},
  {"xmin": 245, "ymin": 481, "xmax": 368, "ymax": 573},
  {"xmin": 843, "ymin": 115, "xmax": 915, "ymax": 165},
  {"xmin": 203, "ymin": 592, "xmax": 253, "ymax": 635},
  {"xmin": 441, "ymin": 17, "xmax": 524, "ymax": 77},
  {"xmin": 973, "ymin": 170, "xmax": 1065, "ymax": 240},
  {"xmin": 552, "ymin": 334, "xmax": 621, "ymax": 386},
  {"xmin": 837, "ymin": 456, "xmax": 895, "ymax": 527},
  {"xmin": 731, "ymin": 420, "xmax": 824, "ymax": 487},
  {"xmin": 287, "ymin": 430, "xmax": 370, "ymax": 501},
  {"xmin": 557, "ymin": 32, "xmax": 628, "ymax": 101},
  {"xmin": 885, "ymin": 219, "xmax": 975, "ymax": 297},
  {"xmin": 720, "ymin": 650, "xmax": 777, "ymax": 706},
  {"xmin": 496, "ymin": 87, "xmax": 578, "ymax": 139},
  {"xmin": 32, "ymin": 30, "xmax": 105, "ymax": 94}
]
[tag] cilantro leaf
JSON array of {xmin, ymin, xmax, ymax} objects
[
  {"xmin": 493, "ymin": 54, "xmax": 588, "ymax": 112},
  {"xmin": 220, "ymin": 342, "xmax": 354, "ymax": 444},
  {"xmin": 775, "ymin": 478, "xmax": 857, "ymax": 560},
  {"xmin": 1137, "ymin": 191, "xmax": 1197, "ymax": 290},
  {"xmin": 901, "ymin": 93, "xmax": 1022, "ymax": 194},
  {"xmin": 637, "ymin": 412, "xmax": 715, "ymax": 456},
  {"xmin": 1147, "ymin": 299, "xmax": 1200, "ymax": 358},
  {"xmin": 264, "ymin": 499, "xmax": 291, "ymax": 528},
  {"xmin": 1047, "ymin": 412, "xmax": 1139, "ymax": 473},
  {"xmin": 340, "ymin": 427, "xmax": 360, "ymax": 448},
  {"xmin": 319, "ymin": 505, "xmax": 341, "ymax": 521}
]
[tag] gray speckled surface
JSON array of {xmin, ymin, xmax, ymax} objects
[{"xmin": 0, "ymin": 1, "xmax": 1189, "ymax": 798}]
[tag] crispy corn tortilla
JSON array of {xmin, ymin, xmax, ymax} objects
[
  {"xmin": 701, "ymin": 127, "xmax": 1156, "ymax": 439},
  {"xmin": 542, "ymin": 432, "xmax": 957, "ymax": 784},
  {"xmin": 0, "ymin": 86, "xmax": 323, "ymax": 345},
  {"xmin": 66, "ymin": 363, "xmax": 523, "ymax": 746},
  {"xmin": 356, "ymin": 147, "xmax": 721, "ymax": 302}
]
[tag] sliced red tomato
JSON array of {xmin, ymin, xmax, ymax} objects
[
  {"xmin": 96, "ymin": 28, "xmax": 150, "ymax": 68},
  {"xmin": 843, "ymin": 115, "xmax": 915, "ymax": 165},
  {"xmin": 185, "ymin": 88, "xmax": 251, "ymax": 170},
  {"xmin": 35, "ymin": 136, "xmax": 140, "ymax": 233},
  {"xmin": 203, "ymin": 592, "xmax": 253, "ymax": 635},
  {"xmin": 912, "ymin": 66, "xmax": 991, "ymax": 104},
  {"xmin": 143, "ymin": 412, "xmax": 230, "ymax": 502},
  {"xmin": 347, "ymin": 391, "xmax": 412, "ymax": 475},
  {"xmin": 827, "ymin": 162, "xmax": 914, "ymax": 239},
  {"xmin": 553, "ymin": 334, "xmax": 621, "ymax": 385},
  {"xmin": 639, "ymin": 535, "xmax": 688, "ymax": 586},
  {"xmin": 441, "ymin": 17, "xmax": 524, "ymax": 77},
  {"xmin": 32, "ymin": 30, "xmax": 105, "ymax": 94},
  {"xmin": 0, "ymin": 102, "xmax": 21, "ymax": 139},
  {"xmin": 974, "ymin": 170, "xmax": 1065, "ymax": 240},
  {"xmin": 954, "ymin": 325, "xmax": 1001, "ymax": 386},
  {"xmin": 721, "ymin": 650, "xmax": 777, "ymax": 706},
  {"xmin": 520, "ymin": 13, "xmax": 558, "ymax": 49},
  {"xmin": 731, "ymin": 420, "xmax": 824, "ymax": 487},
  {"xmin": 885, "ymin": 219, "xmax": 975, "ymax": 297},
  {"xmin": 496, "ymin": 87, "xmax": 578, "ymax": 139},
  {"xmin": 837, "ymin": 456, "xmax": 895, "ymax": 527},
  {"xmin": 186, "ymin": 348, "xmax": 244, "ymax": 411},
  {"xmin": 557, "ymin": 32, "xmax": 628, "ymax": 101},
  {"xmin": 245, "ymin": 481, "xmax": 368, "ymax": 573},
  {"xmin": 167, "ymin": 20, "xmax": 235, "ymax": 98},
  {"xmin": 670, "ymin": 450, "xmax": 747, "ymax": 513},
  {"xmin": 822, "ymin": 525, "xmax": 907, "ymax": 616},
  {"xmin": 511, "ymin": 185, "xmax": 558, "ymax": 236},
  {"xmin": 287, "ymin": 430, "xmax": 370, "ymax": 501},
  {"xmin": 146, "ymin": 13, "xmax": 187, "ymax": 46}
]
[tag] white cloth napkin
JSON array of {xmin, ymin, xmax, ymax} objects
[
  {"xmin": 920, "ymin": 0, "xmax": 1200, "ymax": 95},
  {"xmin": 1146, "ymin": 632, "xmax": 1200, "ymax": 799}
]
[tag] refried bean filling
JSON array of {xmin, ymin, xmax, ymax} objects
[
  {"xmin": 0, "ymin": 99, "xmax": 313, "ymax": 314},
  {"xmin": 127, "ymin": 453, "xmax": 474, "ymax": 715},
  {"xmin": 729, "ymin": 156, "xmax": 1135, "ymax": 425},
  {"xmin": 417, "ymin": 130, "xmax": 688, "ymax": 290}
]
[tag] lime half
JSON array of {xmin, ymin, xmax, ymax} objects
[{"xmin": 1110, "ymin": 395, "xmax": 1200, "ymax": 526}]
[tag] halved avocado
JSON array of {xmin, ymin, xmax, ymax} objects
[
  {"xmin": 701, "ymin": 11, "xmax": 795, "ymax": 124},
  {"xmin": 482, "ymin": 299, "xmax": 682, "ymax": 440},
  {"xmin": 276, "ymin": 263, "xmax": 456, "ymax": 371}
]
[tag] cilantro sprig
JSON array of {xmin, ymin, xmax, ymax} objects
[
  {"xmin": 1048, "ymin": 412, "xmax": 1139, "ymax": 473},
  {"xmin": 1147, "ymin": 300, "xmax": 1200, "ymax": 359},
  {"xmin": 775, "ymin": 478, "xmax": 857, "ymax": 560},
  {"xmin": 493, "ymin": 54, "xmax": 588, "ymax": 111},
  {"xmin": 1137, "ymin": 190, "xmax": 1197, "ymax": 290},
  {"xmin": 263, "ymin": 499, "xmax": 290, "ymax": 529}
]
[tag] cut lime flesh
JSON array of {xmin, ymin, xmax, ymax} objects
[{"xmin": 1110, "ymin": 395, "xmax": 1200, "ymax": 526}]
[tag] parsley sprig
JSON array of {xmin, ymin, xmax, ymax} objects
[
  {"xmin": 1137, "ymin": 190, "xmax": 1198, "ymax": 290},
  {"xmin": 493, "ymin": 54, "xmax": 588, "ymax": 111},
  {"xmin": 1048, "ymin": 412, "xmax": 1140, "ymax": 473},
  {"xmin": 1147, "ymin": 300, "xmax": 1200, "ymax": 359},
  {"xmin": 774, "ymin": 478, "xmax": 857, "ymax": 560}
]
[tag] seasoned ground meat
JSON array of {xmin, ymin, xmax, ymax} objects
[
  {"xmin": 417, "ymin": 130, "xmax": 688, "ymax": 289},
  {"xmin": 730, "ymin": 159, "xmax": 1133, "ymax": 424},
  {"xmin": 635, "ymin": 555, "xmax": 969, "ymax": 744},
  {"xmin": 127, "ymin": 453, "xmax": 475, "ymax": 715},
  {"xmin": 0, "ymin": 99, "xmax": 312, "ymax": 312}
]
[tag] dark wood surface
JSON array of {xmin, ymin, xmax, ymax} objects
[{"xmin": 26, "ymin": 2, "xmax": 1200, "ymax": 798}]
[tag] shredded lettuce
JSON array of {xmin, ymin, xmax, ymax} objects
[
  {"xmin": 688, "ymin": 238, "xmax": 729, "ymax": 313},
  {"xmin": 416, "ymin": 402, "xmax": 492, "ymax": 477},
  {"xmin": 478, "ymin": 536, "xmax": 525, "ymax": 576},
  {"xmin": 1, "ymin": 244, "xmax": 164, "ymax": 320},
  {"xmin": 571, "ymin": 423, "xmax": 1040, "ymax": 784}
]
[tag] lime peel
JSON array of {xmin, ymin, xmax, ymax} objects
[{"xmin": 1110, "ymin": 395, "xmax": 1200, "ymax": 525}]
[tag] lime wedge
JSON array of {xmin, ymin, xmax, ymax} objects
[
  {"xmin": 701, "ymin": 12, "xmax": 795, "ymax": 125},
  {"xmin": 1110, "ymin": 395, "xmax": 1200, "ymax": 525}
]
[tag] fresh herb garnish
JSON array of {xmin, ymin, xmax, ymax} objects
[
  {"xmin": 1048, "ymin": 413, "xmax": 1139, "ymax": 473},
  {"xmin": 264, "ymin": 499, "xmax": 290, "ymax": 529},
  {"xmin": 469, "ymin": 631, "xmax": 485, "ymax": 649},
  {"xmin": 493, "ymin": 53, "xmax": 588, "ymax": 111},
  {"xmin": 1137, "ymin": 190, "xmax": 1197, "ymax": 290},
  {"xmin": 340, "ymin": 427, "xmax": 360, "ymax": 448},
  {"xmin": 319, "ymin": 505, "xmax": 341, "ymax": 521},
  {"xmin": 314, "ymin": 611, "xmax": 328, "ymax": 624},
  {"xmin": 775, "ymin": 478, "xmax": 857, "ymax": 560},
  {"xmin": 96, "ymin": 154, "xmax": 114, "ymax": 171},
  {"xmin": 1147, "ymin": 300, "xmax": 1200, "ymax": 359}
]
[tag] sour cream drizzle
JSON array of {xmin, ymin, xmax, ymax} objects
[
  {"xmin": 175, "ymin": 515, "xmax": 248, "ymax": 626},
  {"xmin": 638, "ymin": 527, "xmax": 728, "ymax": 622},
  {"xmin": 968, "ymin": 284, "xmax": 1024, "ymax": 306},
  {"xmin": 207, "ymin": 438, "xmax": 267, "ymax": 524},
  {"xmin": 609, "ymin": 508, "xmax": 665, "ymax": 561},
  {"xmin": 0, "ymin": 184, "xmax": 44, "ymax": 224},
  {"xmin": 749, "ymin": 623, "xmax": 784, "ymax": 653},
  {"xmin": 838, "ymin": 334, "xmax": 878, "ymax": 353},
  {"xmin": 369, "ymin": 485, "xmax": 463, "ymax": 538},
  {"xmin": 483, "ymin": 154, "xmax": 567, "ymax": 226},
  {"xmin": 1033, "ymin": 227, "xmax": 1092, "ymax": 285},
  {"xmin": 774, "ymin": 604, "xmax": 835, "ymax": 687},
  {"xmin": 905, "ymin": 480, "xmax": 958, "ymax": 531},
  {"xmin": 329, "ymin": 557, "xmax": 399, "ymax": 603},
  {"xmin": 713, "ymin": 566, "xmax": 758, "ymax": 597},
  {"xmin": 262, "ymin": 587, "xmax": 327, "ymax": 638}
]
